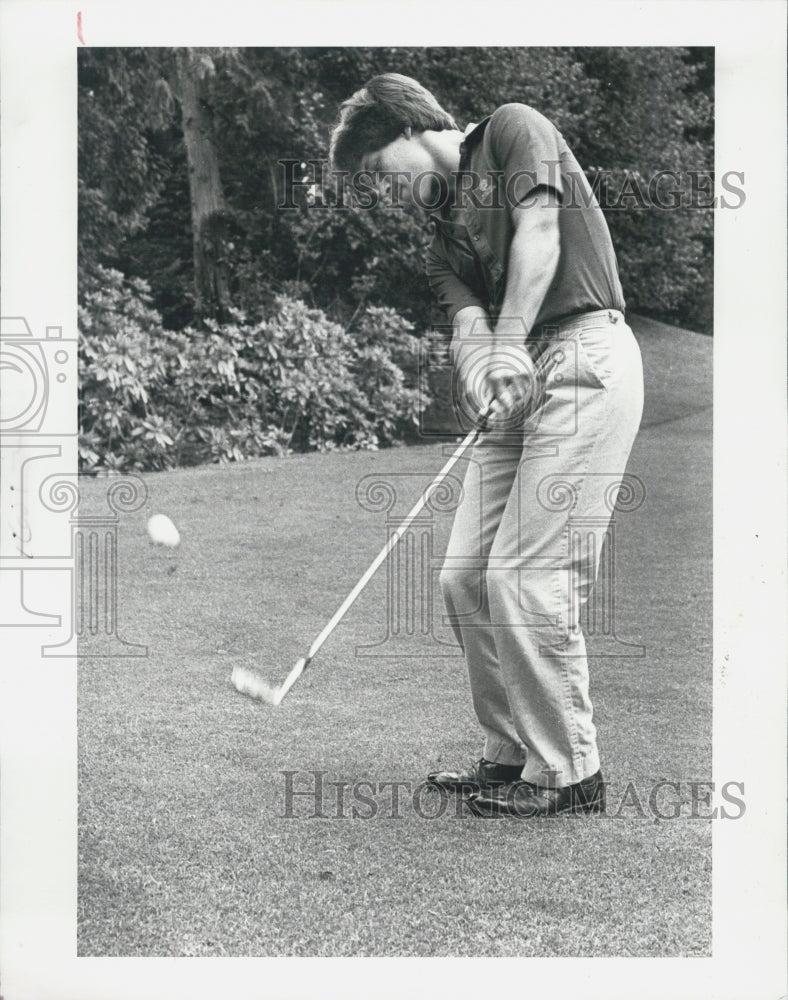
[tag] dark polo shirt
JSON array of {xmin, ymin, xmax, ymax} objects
[{"xmin": 425, "ymin": 103, "xmax": 626, "ymax": 331}]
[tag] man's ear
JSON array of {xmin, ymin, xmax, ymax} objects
[{"xmin": 403, "ymin": 126, "xmax": 412, "ymax": 139}]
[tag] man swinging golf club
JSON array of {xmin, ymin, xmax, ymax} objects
[{"xmin": 329, "ymin": 74, "xmax": 644, "ymax": 817}]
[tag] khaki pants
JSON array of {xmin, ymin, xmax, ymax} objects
[{"xmin": 439, "ymin": 310, "xmax": 644, "ymax": 787}]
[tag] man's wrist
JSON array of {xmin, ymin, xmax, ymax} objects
[
  {"xmin": 452, "ymin": 306, "xmax": 493, "ymax": 340},
  {"xmin": 486, "ymin": 343, "xmax": 535, "ymax": 381},
  {"xmin": 494, "ymin": 314, "xmax": 531, "ymax": 343}
]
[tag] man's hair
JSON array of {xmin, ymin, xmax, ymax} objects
[{"xmin": 329, "ymin": 73, "xmax": 457, "ymax": 174}]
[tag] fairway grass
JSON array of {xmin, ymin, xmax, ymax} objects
[{"xmin": 78, "ymin": 316, "xmax": 712, "ymax": 956}]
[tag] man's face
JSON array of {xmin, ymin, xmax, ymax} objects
[{"xmin": 359, "ymin": 134, "xmax": 440, "ymax": 211}]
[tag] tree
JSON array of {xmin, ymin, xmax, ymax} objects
[
  {"xmin": 78, "ymin": 49, "xmax": 171, "ymax": 288},
  {"xmin": 79, "ymin": 47, "xmax": 238, "ymax": 324},
  {"xmin": 169, "ymin": 48, "xmax": 230, "ymax": 322}
]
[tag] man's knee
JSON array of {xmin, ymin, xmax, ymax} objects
[
  {"xmin": 439, "ymin": 564, "xmax": 484, "ymax": 606},
  {"xmin": 485, "ymin": 564, "xmax": 560, "ymax": 627}
]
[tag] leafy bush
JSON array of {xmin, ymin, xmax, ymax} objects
[
  {"xmin": 351, "ymin": 305, "xmax": 428, "ymax": 444},
  {"xmin": 78, "ymin": 267, "xmax": 428, "ymax": 472},
  {"xmin": 79, "ymin": 268, "xmax": 175, "ymax": 471}
]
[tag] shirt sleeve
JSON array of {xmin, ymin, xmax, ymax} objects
[
  {"xmin": 488, "ymin": 103, "xmax": 564, "ymax": 207},
  {"xmin": 425, "ymin": 236, "xmax": 487, "ymax": 323}
]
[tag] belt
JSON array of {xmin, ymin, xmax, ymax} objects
[{"xmin": 534, "ymin": 309, "xmax": 625, "ymax": 340}]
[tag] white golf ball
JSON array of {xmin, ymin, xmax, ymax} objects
[{"xmin": 147, "ymin": 514, "xmax": 180, "ymax": 548}]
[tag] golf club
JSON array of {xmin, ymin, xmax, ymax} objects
[{"xmin": 231, "ymin": 404, "xmax": 495, "ymax": 706}]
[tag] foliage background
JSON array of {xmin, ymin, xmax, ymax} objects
[{"xmin": 78, "ymin": 47, "xmax": 714, "ymax": 472}]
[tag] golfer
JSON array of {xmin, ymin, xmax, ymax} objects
[{"xmin": 329, "ymin": 74, "xmax": 643, "ymax": 817}]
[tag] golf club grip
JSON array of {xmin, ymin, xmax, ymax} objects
[{"xmin": 305, "ymin": 418, "xmax": 487, "ymax": 662}]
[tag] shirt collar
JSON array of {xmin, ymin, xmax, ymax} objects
[
  {"xmin": 458, "ymin": 115, "xmax": 492, "ymax": 163},
  {"xmin": 427, "ymin": 116, "xmax": 492, "ymax": 224}
]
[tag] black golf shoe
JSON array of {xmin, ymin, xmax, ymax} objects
[
  {"xmin": 468, "ymin": 769, "xmax": 606, "ymax": 817},
  {"xmin": 426, "ymin": 757, "xmax": 524, "ymax": 796}
]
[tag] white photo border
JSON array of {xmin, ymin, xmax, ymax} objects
[{"xmin": 0, "ymin": 1, "xmax": 785, "ymax": 998}]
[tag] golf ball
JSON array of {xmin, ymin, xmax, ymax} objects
[{"xmin": 147, "ymin": 514, "xmax": 180, "ymax": 548}]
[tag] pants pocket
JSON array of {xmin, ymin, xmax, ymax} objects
[{"xmin": 574, "ymin": 327, "xmax": 614, "ymax": 390}]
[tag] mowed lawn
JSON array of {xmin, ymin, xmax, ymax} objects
[{"xmin": 78, "ymin": 315, "xmax": 712, "ymax": 957}]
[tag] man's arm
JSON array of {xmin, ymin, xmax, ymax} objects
[
  {"xmin": 482, "ymin": 187, "xmax": 561, "ymax": 418},
  {"xmin": 452, "ymin": 186, "xmax": 559, "ymax": 354},
  {"xmin": 425, "ymin": 239, "xmax": 495, "ymax": 417},
  {"xmin": 427, "ymin": 187, "xmax": 561, "ymax": 421},
  {"xmin": 496, "ymin": 186, "xmax": 561, "ymax": 340},
  {"xmin": 449, "ymin": 304, "xmax": 493, "ymax": 365},
  {"xmin": 447, "ymin": 305, "xmax": 495, "ymax": 418},
  {"xmin": 425, "ymin": 240, "xmax": 487, "ymax": 324}
]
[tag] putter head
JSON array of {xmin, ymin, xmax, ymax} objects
[
  {"xmin": 230, "ymin": 657, "xmax": 309, "ymax": 707},
  {"xmin": 231, "ymin": 665, "xmax": 281, "ymax": 706}
]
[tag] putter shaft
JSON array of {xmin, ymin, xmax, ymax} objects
[
  {"xmin": 238, "ymin": 412, "xmax": 492, "ymax": 707},
  {"xmin": 302, "ymin": 419, "xmax": 488, "ymax": 670}
]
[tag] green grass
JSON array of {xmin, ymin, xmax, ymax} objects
[{"xmin": 78, "ymin": 315, "xmax": 712, "ymax": 956}]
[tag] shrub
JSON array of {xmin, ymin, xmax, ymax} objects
[
  {"xmin": 78, "ymin": 267, "xmax": 429, "ymax": 472},
  {"xmin": 78, "ymin": 267, "xmax": 175, "ymax": 471},
  {"xmin": 352, "ymin": 305, "xmax": 428, "ymax": 445}
]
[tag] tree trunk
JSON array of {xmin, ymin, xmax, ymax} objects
[{"xmin": 172, "ymin": 49, "xmax": 230, "ymax": 323}]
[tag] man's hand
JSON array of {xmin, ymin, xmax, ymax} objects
[
  {"xmin": 450, "ymin": 308, "xmax": 539, "ymax": 425},
  {"xmin": 452, "ymin": 336, "xmax": 538, "ymax": 426},
  {"xmin": 482, "ymin": 342, "xmax": 538, "ymax": 424}
]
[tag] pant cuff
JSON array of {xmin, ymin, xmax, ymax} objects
[
  {"xmin": 521, "ymin": 750, "xmax": 601, "ymax": 788},
  {"xmin": 482, "ymin": 735, "xmax": 526, "ymax": 767}
]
